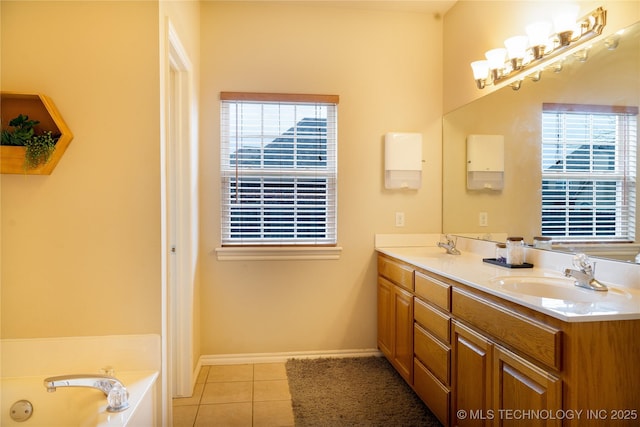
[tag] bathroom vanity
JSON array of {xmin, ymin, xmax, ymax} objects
[{"xmin": 376, "ymin": 244, "xmax": 640, "ymax": 427}]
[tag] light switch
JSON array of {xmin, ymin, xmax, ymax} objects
[{"xmin": 479, "ymin": 212, "xmax": 488, "ymax": 227}]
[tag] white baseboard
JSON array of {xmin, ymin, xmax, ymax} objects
[{"xmin": 199, "ymin": 348, "xmax": 383, "ymax": 366}]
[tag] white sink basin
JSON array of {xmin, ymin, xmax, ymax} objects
[{"xmin": 490, "ymin": 276, "xmax": 630, "ymax": 303}]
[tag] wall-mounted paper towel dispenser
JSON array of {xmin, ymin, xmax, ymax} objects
[
  {"xmin": 467, "ymin": 134, "xmax": 504, "ymax": 190},
  {"xmin": 385, "ymin": 132, "xmax": 422, "ymax": 189}
]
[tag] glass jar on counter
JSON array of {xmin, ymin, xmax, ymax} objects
[
  {"xmin": 495, "ymin": 243, "xmax": 507, "ymax": 263},
  {"xmin": 506, "ymin": 236, "xmax": 525, "ymax": 265},
  {"xmin": 533, "ymin": 236, "xmax": 552, "ymax": 250}
]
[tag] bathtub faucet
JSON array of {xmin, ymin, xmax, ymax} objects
[{"xmin": 43, "ymin": 374, "xmax": 130, "ymax": 412}]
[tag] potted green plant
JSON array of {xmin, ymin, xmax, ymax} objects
[{"xmin": 1, "ymin": 114, "xmax": 59, "ymax": 169}]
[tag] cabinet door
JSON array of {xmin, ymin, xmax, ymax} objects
[
  {"xmin": 377, "ymin": 277, "xmax": 393, "ymax": 359},
  {"xmin": 493, "ymin": 345, "xmax": 562, "ymax": 427},
  {"xmin": 452, "ymin": 321, "xmax": 493, "ymax": 427},
  {"xmin": 393, "ymin": 286, "xmax": 414, "ymax": 383}
]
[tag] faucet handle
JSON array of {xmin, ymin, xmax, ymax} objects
[
  {"xmin": 443, "ymin": 234, "xmax": 456, "ymax": 244},
  {"xmin": 573, "ymin": 253, "xmax": 594, "ymax": 274},
  {"xmin": 107, "ymin": 385, "xmax": 130, "ymax": 412}
]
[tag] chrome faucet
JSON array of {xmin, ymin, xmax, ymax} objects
[
  {"xmin": 564, "ymin": 253, "xmax": 608, "ymax": 292},
  {"xmin": 43, "ymin": 374, "xmax": 130, "ymax": 412},
  {"xmin": 437, "ymin": 235, "xmax": 461, "ymax": 255}
]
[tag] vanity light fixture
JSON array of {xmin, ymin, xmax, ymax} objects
[
  {"xmin": 530, "ymin": 70, "xmax": 542, "ymax": 82},
  {"xmin": 551, "ymin": 60, "xmax": 564, "ymax": 73},
  {"xmin": 526, "ymin": 21, "xmax": 553, "ymax": 59},
  {"xmin": 470, "ymin": 60, "xmax": 490, "ymax": 89},
  {"xmin": 574, "ymin": 48, "xmax": 590, "ymax": 62},
  {"xmin": 485, "ymin": 48, "xmax": 508, "ymax": 81},
  {"xmin": 553, "ymin": 5, "xmax": 581, "ymax": 46},
  {"xmin": 504, "ymin": 35, "xmax": 529, "ymax": 70},
  {"xmin": 604, "ymin": 29, "xmax": 624, "ymax": 50},
  {"xmin": 604, "ymin": 35, "xmax": 620, "ymax": 50},
  {"xmin": 470, "ymin": 6, "xmax": 607, "ymax": 90}
]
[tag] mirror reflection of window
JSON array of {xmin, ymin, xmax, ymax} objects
[{"xmin": 541, "ymin": 103, "xmax": 638, "ymax": 242}]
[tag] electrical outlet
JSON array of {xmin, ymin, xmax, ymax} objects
[
  {"xmin": 479, "ymin": 211, "xmax": 488, "ymax": 227},
  {"xmin": 395, "ymin": 212, "xmax": 405, "ymax": 227}
]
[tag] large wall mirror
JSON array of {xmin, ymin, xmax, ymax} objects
[{"xmin": 443, "ymin": 20, "xmax": 640, "ymax": 262}]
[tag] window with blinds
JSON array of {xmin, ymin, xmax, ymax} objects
[
  {"xmin": 220, "ymin": 92, "xmax": 338, "ymax": 246},
  {"xmin": 541, "ymin": 103, "xmax": 638, "ymax": 242}
]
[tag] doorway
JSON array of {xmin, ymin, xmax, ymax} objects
[{"xmin": 165, "ymin": 20, "xmax": 196, "ymax": 399}]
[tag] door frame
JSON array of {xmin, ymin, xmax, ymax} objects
[{"xmin": 162, "ymin": 18, "xmax": 197, "ymax": 405}]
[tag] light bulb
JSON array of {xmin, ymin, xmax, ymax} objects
[
  {"xmin": 470, "ymin": 60, "xmax": 490, "ymax": 88},
  {"xmin": 470, "ymin": 60, "xmax": 489, "ymax": 79},
  {"xmin": 553, "ymin": 5, "xmax": 580, "ymax": 33},
  {"xmin": 504, "ymin": 36, "xmax": 529, "ymax": 69},
  {"xmin": 485, "ymin": 48, "xmax": 507, "ymax": 80},
  {"xmin": 554, "ymin": 5, "xmax": 580, "ymax": 46},
  {"xmin": 485, "ymin": 48, "xmax": 506, "ymax": 69},
  {"xmin": 526, "ymin": 21, "xmax": 552, "ymax": 58}
]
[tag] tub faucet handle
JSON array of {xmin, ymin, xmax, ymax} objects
[{"xmin": 107, "ymin": 385, "xmax": 130, "ymax": 412}]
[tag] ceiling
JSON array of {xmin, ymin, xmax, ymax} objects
[{"xmin": 209, "ymin": 0, "xmax": 458, "ymax": 15}]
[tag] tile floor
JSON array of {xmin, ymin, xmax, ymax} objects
[{"xmin": 172, "ymin": 363, "xmax": 295, "ymax": 427}]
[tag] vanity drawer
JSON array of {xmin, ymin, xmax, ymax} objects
[
  {"xmin": 414, "ymin": 358, "xmax": 450, "ymax": 427},
  {"xmin": 452, "ymin": 287, "xmax": 562, "ymax": 370},
  {"xmin": 378, "ymin": 255, "xmax": 414, "ymax": 291},
  {"xmin": 414, "ymin": 297, "xmax": 450, "ymax": 344},
  {"xmin": 414, "ymin": 323, "xmax": 450, "ymax": 386},
  {"xmin": 415, "ymin": 271, "xmax": 450, "ymax": 311}
]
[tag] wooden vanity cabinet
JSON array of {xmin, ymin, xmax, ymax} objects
[
  {"xmin": 451, "ymin": 321, "xmax": 493, "ymax": 427},
  {"xmin": 452, "ymin": 321, "xmax": 562, "ymax": 426},
  {"xmin": 493, "ymin": 344, "xmax": 562, "ymax": 427},
  {"xmin": 377, "ymin": 253, "xmax": 640, "ymax": 427},
  {"xmin": 377, "ymin": 277, "xmax": 393, "ymax": 357},
  {"xmin": 451, "ymin": 287, "xmax": 563, "ymax": 427},
  {"xmin": 377, "ymin": 257, "xmax": 414, "ymax": 383}
]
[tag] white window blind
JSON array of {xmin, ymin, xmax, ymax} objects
[
  {"xmin": 220, "ymin": 92, "xmax": 338, "ymax": 246},
  {"xmin": 541, "ymin": 103, "xmax": 637, "ymax": 242}
]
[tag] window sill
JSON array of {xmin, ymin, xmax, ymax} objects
[{"xmin": 215, "ymin": 246, "xmax": 343, "ymax": 261}]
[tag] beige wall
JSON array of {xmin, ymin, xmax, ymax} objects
[
  {"xmin": 199, "ymin": 2, "xmax": 443, "ymax": 355},
  {"xmin": 1, "ymin": 1, "xmax": 161, "ymax": 338},
  {"xmin": 443, "ymin": 0, "xmax": 640, "ymax": 113}
]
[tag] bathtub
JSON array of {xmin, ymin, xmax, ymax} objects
[
  {"xmin": 1, "ymin": 335, "xmax": 161, "ymax": 427},
  {"xmin": 1, "ymin": 371, "xmax": 158, "ymax": 427}
]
